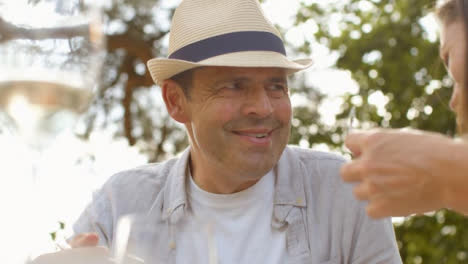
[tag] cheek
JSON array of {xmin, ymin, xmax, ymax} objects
[
  {"xmin": 274, "ymin": 99, "xmax": 292, "ymax": 123},
  {"xmin": 199, "ymin": 100, "xmax": 239, "ymax": 126}
]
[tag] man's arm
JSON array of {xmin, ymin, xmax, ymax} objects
[
  {"xmin": 68, "ymin": 187, "xmax": 114, "ymax": 248},
  {"xmin": 300, "ymin": 150, "xmax": 402, "ymax": 263},
  {"xmin": 335, "ymin": 172, "xmax": 402, "ymax": 264},
  {"xmin": 346, "ymin": 209, "xmax": 402, "ymax": 264}
]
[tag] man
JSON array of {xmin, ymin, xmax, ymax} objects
[{"xmin": 70, "ymin": 0, "xmax": 402, "ymax": 263}]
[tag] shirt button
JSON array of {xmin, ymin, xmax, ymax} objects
[{"xmin": 169, "ymin": 241, "xmax": 176, "ymax": 250}]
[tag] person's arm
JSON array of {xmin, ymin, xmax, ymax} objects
[
  {"xmin": 68, "ymin": 186, "xmax": 114, "ymax": 248},
  {"xmin": 340, "ymin": 129, "xmax": 468, "ymax": 218},
  {"xmin": 337, "ymin": 166, "xmax": 402, "ymax": 263},
  {"xmin": 347, "ymin": 212, "xmax": 402, "ymax": 264},
  {"xmin": 314, "ymin": 155, "xmax": 402, "ymax": 263},
  {"xmin": 441, "ymin": 138, "xmax": 468, "ymax": 214}
]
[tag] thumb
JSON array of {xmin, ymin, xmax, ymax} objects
[{"xmin": 68, "ymin": 233, "xmax": 99, "ymax": 248}]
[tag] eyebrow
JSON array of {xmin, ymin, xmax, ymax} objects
[
  {"xmin": 212, "ymin": 76, "xmax": 287, "ymax": 87},
  {"xmin": 211, "ymin": 77, "xmax": 249, "ymax": 88},
  {"xmin": 268, "ymin": 77, "xmax": 288, "ymax": 83}
]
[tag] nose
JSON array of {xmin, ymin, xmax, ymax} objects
[
  {"xmin": 242, "ymin": 87, "xmax": 273, "ymax": 118},
  {"xmin": 449, "ymin": 85, "xmax": 460, "ymax": 111}
]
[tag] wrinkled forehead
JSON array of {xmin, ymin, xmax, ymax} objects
[{"xmin": 193, "ymin": 66, "xmax": 288, "ymax": 83}]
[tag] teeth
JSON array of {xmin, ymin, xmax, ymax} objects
[{"xmin": 238, "ymin": 132, "xmax": 269, "ymax": 138}]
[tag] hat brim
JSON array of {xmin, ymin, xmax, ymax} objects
[{"xmin": 147, "ymin": 51, "xmax": 313, "ymax": 86}]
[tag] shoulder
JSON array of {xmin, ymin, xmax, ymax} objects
[
  {"xmin": 286, "ymin": 145, "xmax": 345, "ymax": 161},
  {"xmin": 284, "ymin": 145, "xmax": 350, "ymax": 203},
  {"xmin": 100, "ymin": 155, "xmax": 180, "ymax": 196},
  {"xmin": 285, "ymin": 145, "xmax": 345, "ymax": 174}
]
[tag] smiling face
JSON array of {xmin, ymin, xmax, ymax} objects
[
  {"xmin": 174, "ymin": 66, "xmax": 291, "ymax": 192},
  {"xmin": 440, "ymin": 20, "xmax": 468, "ymax": 134}
]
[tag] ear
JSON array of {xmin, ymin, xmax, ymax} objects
[{"xmin": 161, "ymin": 79, "xmax": 190, "ymax": 123}]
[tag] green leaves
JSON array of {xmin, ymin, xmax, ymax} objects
[
  {"xmin": 396, "ymin": 210, "xmax": 468, "ymax": 263},
  {"xmin": 49, "ymin": 221, "xmax": 65, "ymax": 242},
  {"xmin": 294, "ymin": 0, "xmax": 455, "ymax": 137},
  {"xmin": 292, "ymin": 0, "xmax": 464, "ymax": 261}
]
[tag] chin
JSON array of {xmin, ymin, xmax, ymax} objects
[{"xmin": 236, "ymin": 158, "xmax": 275, "ymax": 178}]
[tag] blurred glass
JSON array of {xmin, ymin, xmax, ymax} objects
[
  {"xmin": 113, "ymin": 213, "xmax": 220, "ymax": 264},
  {"xmin": 113, "ymin": 214, "xmax": 167, "ymax": 264},
  {"xmin": 0, "ymin": 0, "xmax": 105, "ymax": 149},
  {"xmin": 0, "ymin": 0, "xmax": 105, "ymax": 262}
]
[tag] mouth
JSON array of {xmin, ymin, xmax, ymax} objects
[
  {"xmin": 231, "ymin": 129, "xmax": 275, "ymax": 145},
  {"xmin": 234, "ymin": 132, "xmax": 270, "ymax": 138}
]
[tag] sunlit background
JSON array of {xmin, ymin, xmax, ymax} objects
[{"xmin": 2, "ymin": 0, "xmax": 464, "ymax": 263}]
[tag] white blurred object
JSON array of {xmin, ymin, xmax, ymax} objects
[
  {"xmin": 0, "ymin": 0, "xmax": 105, "ymax": 262},
  {"xmin": 29, "ymin": 247, "xmax": 143, "ymax": 264},
  {"xmin": 113, "ymin": 214, "xmax": 168, "ymax": 264}
]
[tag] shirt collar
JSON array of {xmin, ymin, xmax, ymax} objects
[
  {"xmin": 160, "ymin": 146, "xmax": 307, "ymax": 222},
  {"xmin": 274, "ymin": 146, "xmax": 307, "ymax": 207},
  {"xmin": 161, "ymin": 148, "xmax": 190, "ymax": 222},
  {"xmin": 273, "ymin": 146, "xmax": 307, "ymax": 224}
]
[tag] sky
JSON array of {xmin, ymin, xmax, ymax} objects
[{"xmin": 0, "ymin": 0, "xmax": 439, "ymax": 261}]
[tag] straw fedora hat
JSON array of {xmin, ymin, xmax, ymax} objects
[{"xmin": 147, "ymin": 0, "xmax": 313, "ymax": 85}]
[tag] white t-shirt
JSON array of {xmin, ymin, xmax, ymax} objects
[{"xmin": 175, "ymin": 170, "xmax": 287, "ymax": 264}]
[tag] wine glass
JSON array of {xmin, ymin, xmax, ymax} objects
[
  {"xmin": 113, "ymin": 214, "xmax": 167, "ymax": 264},
  {"xmin": 0, "ymin": 0, "xmax": 105, "ymax": 150},
  {"xmin": 113, "ymin": 213, "xmax": 220, "ymax": 264},
  {"xmin": 0, "ymin": 0, "xmax": 105, "ymax": 262}
]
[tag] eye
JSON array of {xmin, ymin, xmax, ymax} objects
[
  {"xmin": 273, "ymin": 82, "xmax": 288, "ymax": 91},
  {"xmin": 216, "ymin": 81, "xmax": 244, "ymax": 96},
  {"xmin": 267, "ymin": 82, "xmax": 288, "ymax": 97},
  {"xmin": 223, "ymin": 82, "xmax": 241, "ymax": 90}
]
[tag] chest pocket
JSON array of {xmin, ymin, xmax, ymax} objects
[{"xmin": 285, "ymin": 207, "xmax": 311, "ymax": 259}]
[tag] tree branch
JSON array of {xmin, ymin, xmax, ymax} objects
[
  {"xmin": 121, "ymin": 55, "xmax": 136, "ymax": 146},
  {"xmin": 0, "ymin": 17, "xmax": 89, "ymax": 42},
  {"xmin": 107, "ymin": 31, "xmax": 167, "ymax": 87}
]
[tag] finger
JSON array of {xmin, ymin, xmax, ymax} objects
[
  {"xmin": 366, "ymin": 195, "xmax": 414, "ymax": 219},
  {"xmin": 353, "ymin": 182, "xmax": 370, "ymax": 200},
  {"xmin": 340, "ymin": 159, "xmax": 367, "ymax": 182},
  {"xmin": 368, "ymin": 174, "xmax": 413, "ymax": 192},
  {"xmin": 353, "ymin": 179, "xmax": 381, "ymax": 200},
  {"xmin": 354, "ymin": 176, "xmax": 398, "ymax": 201},
  {"xmin": 344, "ymin": 130, "xmax": 370, "ymax": 156},
  {"xmin": 68, "ymin": 233, "xmax": 99, "ymax": 248}
]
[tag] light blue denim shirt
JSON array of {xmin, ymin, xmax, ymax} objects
[{"xmin": 73, "ymin": 146, "xmax": 402, "ymax": 264}]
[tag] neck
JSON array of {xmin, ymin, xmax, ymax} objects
[{"xmin": 188, "ymin": 153, "xmax": 260, "ymax": 194}]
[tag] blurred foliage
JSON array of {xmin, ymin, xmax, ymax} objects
[
  {"xmin": 294, "ymin": 0, "xmax": 467, "ymax": 263},
  {"xmin": 293, "ymin": 0, "xmax": 457, "ymax": 151},
  {"xmin": 77, "ymin": 0, "xmax": 188, "ymax": 162},
  {"xmin": 395, "ymin": 210, "xmax": 468, "ymax": 263}
]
